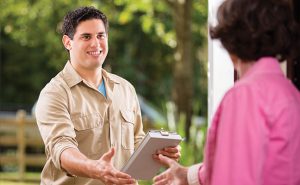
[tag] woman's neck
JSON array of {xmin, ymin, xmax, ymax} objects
[{"xmin": 236, "ymin": 60, "xmax": 255, "ymax": 78}]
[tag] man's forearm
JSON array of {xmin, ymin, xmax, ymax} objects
[
  {"xmin": 60, "ymin": 148, "xmax": 136, "ymax": 184},
  {"xmin": 60, "ymin": 148, "xmax": 95, "ymax": 178}
]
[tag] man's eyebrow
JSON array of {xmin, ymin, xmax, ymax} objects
[
  {"xmin": 80, "ymin": 33, "xmax": 91, "ymax": 36},
  {"xmin": 79, "ymin": 32, "xmax": 106, "ymax": 36}
]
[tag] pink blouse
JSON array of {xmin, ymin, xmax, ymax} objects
[{"xmin": 188, "ymin": 57, "xmax": 300, "ymax": 185}]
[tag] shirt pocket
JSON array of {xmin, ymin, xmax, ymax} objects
[
  {"xmin": 120, "ymin": 109, "xmax": 135, "ymax": 150},
  {"xmin": 71, "ymin": 113, "xmax": 103, "ymax": 130},
  {"xmin": 71, "ymin": 113, "xmax": 104, "ymax": 156}
]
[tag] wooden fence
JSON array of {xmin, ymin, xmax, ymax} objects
[{"xmin": 0, "ymin": 110, "xmax": 45, "ymax": 181}]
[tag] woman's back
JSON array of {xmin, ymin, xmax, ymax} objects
[{"xmin": 207, "ymin": 57, "xmax": 300, "ymax": 185}]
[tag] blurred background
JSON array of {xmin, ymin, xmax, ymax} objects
[{"xmin": 0, "ymin": 0, "xmax": 208, "ymax": 184}]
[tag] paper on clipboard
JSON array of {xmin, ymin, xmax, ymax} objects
[{"xmin": 121, "ymin": 130, "xmax": 182, "ymax": 180}]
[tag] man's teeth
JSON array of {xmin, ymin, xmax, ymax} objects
[{"xmin": 88, "ymin": 51, "xmax": 102, "ymax": 56}]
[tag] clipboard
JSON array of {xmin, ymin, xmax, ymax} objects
[{"xmin": 121, "ymin": 130, "xmax": 182, "ymax": 180}]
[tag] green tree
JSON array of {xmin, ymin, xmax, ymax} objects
[
  {"xmin": 112, "ymin": 0, "xmax": 207, "ymax": 141},
  {"xmin": 0, "ymin": 0, "xmax": 208, "ymax": 141}
]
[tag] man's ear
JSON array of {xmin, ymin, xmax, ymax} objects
[{"xmin": 62, "ymin": 35, "xmax": 72, "ymax": 50}]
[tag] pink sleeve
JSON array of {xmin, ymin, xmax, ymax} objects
[{"xmin": 209, "ymin": 85, "xmax": 266, "ymax": 185}]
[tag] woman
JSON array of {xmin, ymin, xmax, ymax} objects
[{"xmin": 153, "ymin": 0, "xmax": 300, "ymax": 184}]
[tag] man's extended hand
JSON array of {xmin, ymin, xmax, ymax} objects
[
  {"xmin": 154, "ymin": 145, "xmax": 181, "ymax": 161},
  {"xmin": 153, "ymin": 154, "xmax": 188, "ymax": 185},
  {"xmin": 92, "ymin": 148, "xmax": 136, "ymax": 185}
]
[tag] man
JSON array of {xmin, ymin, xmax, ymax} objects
[{"xmin": 36, "ymin": 6, "xmax": 180, "ymax": 185}]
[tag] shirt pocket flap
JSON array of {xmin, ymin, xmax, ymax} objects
[
  {"xmin": 71, "ymin": 113, "xmax": 103, "ymax": 131},
  {"xmin": 120, "ymin": 109, "xmax": 135, "ymax": 124}
]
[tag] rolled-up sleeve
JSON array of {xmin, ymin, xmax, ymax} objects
[
  {"xmin": 35, "ymin": 84, "xmax": 78, "ymax": 170},
  {"xmin": 188, "ymin": 163, "xmax": 202, "ymax": 185}
]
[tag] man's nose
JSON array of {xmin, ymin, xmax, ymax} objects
[{"xmin": 90, "ymin": 36, "xmax": 100, "ymax": 47}]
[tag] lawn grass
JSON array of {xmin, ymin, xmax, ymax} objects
[
  {"xmin": 0, "ymin": 172, "xmax": 40, "ymax": 185},
  {"xmin": 0, "ymin": 180, "xmax": 38, "ymax": 185},
  {"xmin": 0, "ymin": 172, "xmax": 155, "ymax": 184}
]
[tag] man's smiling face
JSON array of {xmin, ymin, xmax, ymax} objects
[{"xmin": 64, "ymin": 18, "xmax": 108, "ymax": 71}]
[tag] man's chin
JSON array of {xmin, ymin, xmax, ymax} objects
[{"xmin": 88, "ymin": 61, "xmax": 103, "ymax": 69}]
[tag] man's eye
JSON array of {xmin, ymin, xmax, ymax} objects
[
  {"xmin": 97, "ymin": 34, "xmax": 106, "ymax": 39},
  {"xmin": 82, "ymin": 35, "xmax": 91, "ymax": 40}
]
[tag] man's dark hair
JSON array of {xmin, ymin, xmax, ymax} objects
[
  {"xmin": 61, "ymin": 6, "xmax": 109, "ymax": 39},
  {"xmin": 210, "ymin": 0, "xmax": 300, "ymax": 62}
]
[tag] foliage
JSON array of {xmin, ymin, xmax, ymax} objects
[
  {"xmin": 177, "ymin": 118, "xmax": 207, "ymax": 166},
  {"xmin": 0, "ymin": 0, "xmax": 207, "ymax": 117},
  {"xmin": 0, "ymin": 1, "xmax": 208, "ymax": 184}
]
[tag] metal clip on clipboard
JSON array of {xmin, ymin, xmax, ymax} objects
[
  {"xmin": 156, "ymin": 129, "xmax": 178, "ymax": 137},
  {"xmin": 160, "ymin": 130, "xmax": 169, "ymax": 136}
]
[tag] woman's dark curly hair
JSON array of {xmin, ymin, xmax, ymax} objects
[{"xmin": 210, "ymin": 0, "xmax": 300, "ymax": 62}]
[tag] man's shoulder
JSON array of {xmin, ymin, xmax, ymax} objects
[
  {"xmin": 105, "ymin": 71, "xmax": 135, "ymax": 89},
  {"xmin": 40, "ymin": 71, "xmax": 69, "ymax": 94}
]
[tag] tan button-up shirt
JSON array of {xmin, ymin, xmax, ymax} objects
[{"xmin": 36, "ymin": 61, "xmax": 145, "ymax": 185}]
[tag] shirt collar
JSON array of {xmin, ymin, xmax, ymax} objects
[
  {"xmin": 242, "ymin": 57, "xmax": 283, "ymax": 79},
  {"xmin": 62, "ymin": 61, "xmax": 83, "ymax": 88},
  {"xmin": 102, "ymin": 69, "xmax": 121, "ymax": 84},
  {"xmin": 62, "ymin": 61, "xmax": 120, "ymax": 88}
]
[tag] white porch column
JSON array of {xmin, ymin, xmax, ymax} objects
[{"xmin": 208, "ymin": 0, "xmax": 234, "ymax": 125}]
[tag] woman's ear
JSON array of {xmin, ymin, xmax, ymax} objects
[
  {"xmin": 229, "ymin": 54, "xmax": 238, "ymax": 65},
  {"xmin": 62, "ymin": 35, "xmax": 72, "ymax": 50},
  {"xmin": 229, "ymin": 54, "xmax": 241, "ymax": 70}
]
